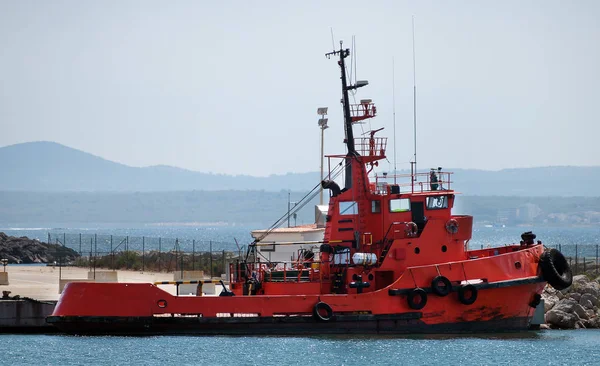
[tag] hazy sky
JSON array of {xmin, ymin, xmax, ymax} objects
[{"xmin": 1, "ymin": 1, "xmax": 599, "ymax": 176}]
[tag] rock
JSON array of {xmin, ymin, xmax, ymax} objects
[
  {"xmin": 575, "ymin": 320, "xmax": 586, "ymax": 329},
  {"xmin": 572, "ymin": 275, "xmax": 588, "ymax": 287},
  {"xmin": 590, "ymin": 317, "xmax": 600, "ymax": 328},
  {"xmin": 580, "ymin": 293, "xmax": 600, "ymax": 307},
  {"xmin": 580, "ymin": 282, "xmax": 600, "ymax": 298},
  {"xmin": 581, "ymin": 299, "xmax": 594, "ymax": 310},
  {"xmin": 0, "ymin": 232, "xmax": 79, "ymax": 264},
  {"xmin": 546, "ymin": 309, "xmax": 579, "ymax": 329},
  {"xmin": 556, "ymin": 291, "xmax": 565, "ymax": 300},
  {"xmin": 570, "ymin": 293, "xmax": 582, "ymax": 302},
  {"xmin": 539, "ymin": 323, "xmax": 551, "ymax": 330},
  {"xmin": 573, "ymin": 304, "xmax": 589, "ymax": 320},
  {"xmin": 585, "ymin": 309, "xmax": 596, "ymax": 318},
  {"xmin": 553, "ymin": 298, "xmax": 578, "ymax": 313},
  {"xmin": 544, "ymin": 286, "xmax": 557, "ymax": 295},
  {"xmin": 543, "ymin": 294, "xmax": 559, "ymax": 312}
]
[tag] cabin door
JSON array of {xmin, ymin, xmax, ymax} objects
[{"xmin": 410, "ymin": 201, "xmax": 426, "ymax": 233}]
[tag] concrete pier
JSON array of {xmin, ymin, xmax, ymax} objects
[{"xmin": 0, "ymin": 297, "xmax": 57, "ymax": 333}]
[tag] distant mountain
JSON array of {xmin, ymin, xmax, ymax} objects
[
  {"xmin": 0, "ymin": 142, "xmax": 318, "ymax": 192},
  {"xmin": 1, "ymin": 141, "xmax": 599, "ymax": 196}
]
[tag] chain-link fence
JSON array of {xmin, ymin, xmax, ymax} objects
[
  {"xmin": 47, "ymin": 233, "xmax": 244, "ymax": 278},
  {"xmin": 547, "ymin": 243, "xmax": 600, "ymax": 277},
  {"xmin": 46, "ymin": 232, "xmax": 600, "ymax": 278}
]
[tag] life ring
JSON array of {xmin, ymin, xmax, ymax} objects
[
  {"xmin": 157, "ymin": 299, "xmax": 168, "ymax": 308},
  {"xmin": 539, "ymin": 248, "xmax": 572, "ymax": 290},
  {"xmin": 405, "ymin": 222, "xmax": 418, "ymax": 237},
  {"xmin": 431, "ymin": 275, "xmax": 452, "ymax": 297},
  {"xmin": 458, "ymin": 284, "xmax": 478, "ymax": 305},
  {"xmin": 313, "ymin": 301, "xmax": 333, "ymax": 321},
  {"xmin": 446, "ymin": 219, "xmax": 459, "ymax": 234},
  {"xmin": 407, "ymin": 288, "xmax": 428, "ymax": 310}
]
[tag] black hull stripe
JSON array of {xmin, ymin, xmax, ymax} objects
[
  {"xmin": 388, "ymin": 276, "xmax": 544, "ymax": 296},
  {"xmin": 46, "ymin": 315, "xmax": 532, "ymax": 336}
]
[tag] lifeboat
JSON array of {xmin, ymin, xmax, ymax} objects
[{"xmin": 46, "ymin": 43, "xmax": 572, "ymax": 335}]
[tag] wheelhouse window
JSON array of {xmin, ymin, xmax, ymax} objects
[
  {"xmin": 371, "ymin": 200, "xmax": 381, "ymax": 213},
  {"xmin": 427, "ymin": 195, "xmax": 448, "ymax": 210},
  {"xmin": 339, "ymin": 201, "xmax": 358, "ymax": 215},
  {"xmin": 389, "ymin": 198, "xmax": 410, "ymax": 212}
]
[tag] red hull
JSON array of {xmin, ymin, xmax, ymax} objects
[{"xmin": 49, "ymin": 246, "xmax": 546, "ymax": 335}]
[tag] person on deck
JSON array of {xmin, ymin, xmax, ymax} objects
[{"xmin": 430, "ymin": 169, "xmax": 439, "ymax": 191}]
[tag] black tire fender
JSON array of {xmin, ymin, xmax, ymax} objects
[
  {"xmin": 458, "ymin": 284, "xmax": 478, "ymax": 305},
  {"xmin": 539, "ymin": 248, "xmax": 573, "ymax": 290},
  {"xmin": 313, "ymin": 301, "xmax": 333, "ymax": 321},
  {"xmin": 431, "ymin": 276, "xmax": 452, "ymax": 297},
  {"xmin": 407, "ymin": 288, "xmax": 428, "ymax": 310}
]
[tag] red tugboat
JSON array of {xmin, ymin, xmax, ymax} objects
[{"xmin": 48, "ymin": 44, "xmax": 572, "ymax": 335}]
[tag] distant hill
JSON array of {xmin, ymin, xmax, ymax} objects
[
  {"xmin": 1, "ymin": 141, "xmax": 599, "ymax": 196},
  {"xmin": 0, "ymin": 141, "xmax": 318, "ymax": 192}
]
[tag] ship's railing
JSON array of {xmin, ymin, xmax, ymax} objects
[
  {"xmin": 233, "ymin": 259, "xmax": 323, "ymax": 284},
  {"xmin": 372, "ymin": 171, "xmax": 453, "ymax": 194},
  {"xmin": 349, "ymin": 102, "xmax": 376, "ymax": 123},
  {"xmin": 355, "ymin": 137, "xmax": 387, "ymax": 157}
]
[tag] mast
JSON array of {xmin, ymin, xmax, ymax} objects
[{"xmin": 326, "ymin": 41, "xmax": 367, "ymax": 190}]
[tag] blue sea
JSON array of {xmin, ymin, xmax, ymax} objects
[
  {"xmin": 1, "ymin": 224, "xmax": 600, "ymax": 365},
  {"xmin": 2, "ymin": 224, "xmax": 599, "ymax": 256},
  {"xmin": 1, "ymin": 331, "xmax": 599, "ymax": 365}
]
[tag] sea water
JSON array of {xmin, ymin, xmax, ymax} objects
[
  {"xmin": 1, "ymin": 331, "xmax": 599, "ymax": 365},
  {"xmin": 3, "ymin": 225, "xmax": 600, "ymax": 255}
]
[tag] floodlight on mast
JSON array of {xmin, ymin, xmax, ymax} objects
[{"xmin": 317, "ymin": 107, "xmax": 329, "ymax": 205}]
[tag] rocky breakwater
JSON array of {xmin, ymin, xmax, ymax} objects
[
  {"xmin": 543, "ymin": 274, "xmax": 600, "ymax": 329},
  {"xmin": 0, "ymin": 232, "xmax": 79, "ymax": 264}
]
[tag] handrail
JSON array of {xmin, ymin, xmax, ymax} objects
[{"xmin": 373, "ymin": 171, "xmax": 453, "ymax": 194}]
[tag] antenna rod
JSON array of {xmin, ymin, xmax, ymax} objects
[
  {"xmin": 412, "ymin": 15, "xmax": 418, "ymax": 179},
  {"xmin": 392, "ymin": 57, "xmax": 397, "ymax": 184}
]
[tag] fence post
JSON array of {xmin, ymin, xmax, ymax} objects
[
  {"xmin": 79, "ymin": 233, "xmax": 82, "ymax": 256},
  {"xmin": 583, "ymin": 257, "xmax": 586, "ymax": 274},
  {"xmin": 596, "ymin": 244, "xmax": 599, "ymax": 276},
  {"xmin": 57, "ymin": 238, "xmax": 62, "ymax": 281},
  {"xmin": 175, "ymin": 238, "xmax": 179, "ymax": 275},
  {"xmin": 90, "ymin": 238, "xmax": 95, "ymax": 279},
  {"xmin": 159, "ymin": 237, "xmax": 162, "ymax": 272},
  {"xmin": 575, "ymin": 244, "xmax": 578, "ymax": 275},
  {"xmin": 142, "ymin": 236, "xmax": 145, "ymax": 272},
  {"xmin": 222, "ymin": 249, "xmax": 226, "ymax": 278},
  {"xmin": 192, "ymin": 240, "xmax": 195, "ymax": 271},
  {"xmin": 110, "ymin": 235, "xmax": 113, "ymax": 270},
  {"xmin": 210, "ymin": 241, "xmax": 213, "ymax": 278},
  {"xmin": 94, "ymin": 234, "xmax": 97, "ymax": 272}
]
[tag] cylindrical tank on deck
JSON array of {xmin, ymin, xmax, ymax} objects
[{"xmin": 352, "ymin": 252, "xmax": 377, "ymax": 266}]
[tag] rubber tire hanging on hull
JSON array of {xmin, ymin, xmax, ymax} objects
[
  {"xmin": 313, "ymin": 302, "xmax": 333, "ymax": 322},
  {"xmin": 458, "ymin": 284, "xmax": 478, "ymax": 305},
  {"xmin": 431, "ymin": 276, "xmax": 452, "ymax": 297},
  {"xmin": 407, "ymin": 288, "xmax": 428, "ymax": 310},
  {"xmin": 539, "ymin": 248, "xmax": 573, "ymax": 290}
]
